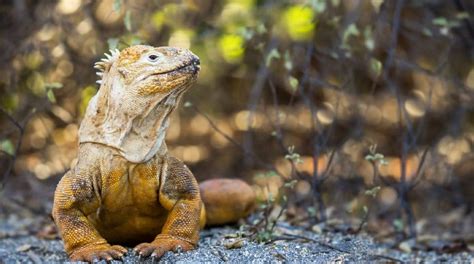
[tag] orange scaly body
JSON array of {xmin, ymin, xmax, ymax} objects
[{"xmin": 52, "ymin": 45, "xmax": 254, "ymax": 262}]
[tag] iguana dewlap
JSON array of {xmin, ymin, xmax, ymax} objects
[{"xmin": 52, "ymin": 45, "xmax": 255, "ymax": 262}]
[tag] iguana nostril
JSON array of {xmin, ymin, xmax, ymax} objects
[{"xmin": 191, "ymin": 57, "xmax": 200, "ymax": 66}]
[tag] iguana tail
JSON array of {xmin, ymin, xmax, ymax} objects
[{"xmin": 199, "ymin": 179, "xmax": 256, "ymax": 226}]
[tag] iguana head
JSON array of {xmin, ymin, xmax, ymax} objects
[{"xmin": 79, "ymin": 45, "xmax": 200, "ymax": 163}]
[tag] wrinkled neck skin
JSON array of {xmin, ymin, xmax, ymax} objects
[{"xmin": 79, "ymin": 70, "xmax": 189, "ymax": 163}]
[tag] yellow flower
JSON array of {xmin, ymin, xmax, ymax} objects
[
  {"xmin": 283, "ymin": 5, "xmax": 316, "ymax": 41},
  {"xmin": 218, "ymin": 34, "xmax": 245, "ymax": 63}
]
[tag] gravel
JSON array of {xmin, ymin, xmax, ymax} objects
[{"xmin": 1, "ymin": 226, "xmax": 474, "ymax": 263}]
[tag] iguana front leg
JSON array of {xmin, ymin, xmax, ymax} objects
[
  {"xmin": 134, "ymin": 156, "xmax": 202, "ymax": 258},
  {"xmin": 52, "ymin": 166, "xmax": 127, "ymax": 262}
]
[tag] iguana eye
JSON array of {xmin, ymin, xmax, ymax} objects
[{"xmin": 147, "ymin": 54, "xmax": 160, "ymax": 62}]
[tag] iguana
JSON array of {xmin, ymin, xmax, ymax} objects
[{"xmin": 52, "ymin": 45, "xmax": 255, "ymax": 262}]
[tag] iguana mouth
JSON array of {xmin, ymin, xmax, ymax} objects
[{"xmin": 147, "ymin": 57, "xmax": 200, "ymax": 79}]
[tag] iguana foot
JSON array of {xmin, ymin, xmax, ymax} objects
[
  {"xmin": 133, "ymin": 235, "xmax": 194, "ymax": 258},
  {"xmin": 69, "ymin": 243, "xmax": 127, "ymax": 262}
]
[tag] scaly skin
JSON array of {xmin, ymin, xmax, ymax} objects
[{"xmin": 52, "ymin": 45, "xmax": 255, "ymax": 262}]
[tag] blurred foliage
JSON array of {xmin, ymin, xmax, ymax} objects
[{"xmin": 1, "ymin": 0, "xmax": 474, "ymax": 241}]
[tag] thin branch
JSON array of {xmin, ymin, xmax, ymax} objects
[
  {"xmin": 320, "ymin": 149, "xmax": 337, "ymax": 182},
  {"xmin": 409, "ymin": 147, "xmax": 430, "ymax": 190},
  {"xmin": 0, "ymin": 108, "xmax": 28, "ymax": 189},
  {"xmin": 190, "ymin": 104, "xmax": 284, "ymax": 177},
  {"xmin": 243, "ymin": 38, "xmax": 278, "ymax": 166}
]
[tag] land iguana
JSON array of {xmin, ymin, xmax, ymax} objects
[{"xmin": 52, "ymin": 45, "xmax": 255, "ymax": 262}]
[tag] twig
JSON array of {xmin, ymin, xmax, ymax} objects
[
  {"xmin": 381, "ymin": 0, "xmax": 405, "ymax": 84},
  {"xmin": 190, "ymin": 104, "xmax": 284, "ymax": 177},
  {"xmin": 0, "ymin": 108, "xmax": 28, "ymax": 189},
  {"xmin": 243, "ymin": 38, "xmax": 278, "ymax": 166},
  {"xmin": 409, "ymin": 147, "xmax": 430, "ymax": 190}
]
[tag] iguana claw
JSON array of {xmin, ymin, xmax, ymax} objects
[{"xmin": 69, "ymin": 244, "xmax": 127, "ymax": 262}]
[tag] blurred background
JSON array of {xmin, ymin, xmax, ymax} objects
[{"xmin": 0, "ymin": 0, "xmax": 473, "ymax": 249}]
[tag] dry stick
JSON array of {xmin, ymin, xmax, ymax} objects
[
  {"xmin": 406, "ymin": 39, "xmax": 457, "ymax": 187},
  {"xmin": 244, "ymin": 38, "xmax": 278, "ymax": 166},
  {"xmin": 265, "ymin": 80, "xmax": 296, "ymax": 233},
  {"xmin": 454, "ymin": 0, "xmax": 474, "ymax": 47},
  {"xmin": 260, "ymin": 79, "xmax": 320, "ymax": 237},
  {"xmin": 354, "ymin": 206, "xmax": 370, "ymax": 234},
  {"xmin": 295, "ymin": 43, "xmax": 328, "ymax": 222},
  {"xmin": 0, "ymin": 108, "xmax": 27, "ymax": 189},
  {"xmin": 382, "ymin": 0, "xmax": 418, "ymax": 239},
  {"xmin": 409, "ymin": 147, "xmax": 430, "ymax": 190},
  {"xmin": 395, "ymin": 57, "xmax": 471, "ymax": 92},
  {"xmin": 191, "ymin": 104, "xmax": 285, "ymax": 178},
  {"xmin": 404, "ymin": 43, "xmax": 452, "ymax": 191},
  {"xmin": 267, "ymin": 80, "xmax": 306, "ymax": 181},
  {"xmin": 312, "ymin": 44, "xmax": 470, "ymax": 93},
  {"xmin": 382, "ymin": 1, "xmax": 456, "ymax": 239},
  {"xmin": 411, "ymin": 41, "xmax": 452, "ymax": 144}
]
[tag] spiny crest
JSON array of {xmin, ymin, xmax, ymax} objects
[{"xmin": 94, "ymin": 49, "xmax": 120, "ymax": 84}]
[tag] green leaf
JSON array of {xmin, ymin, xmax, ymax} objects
[
  {"xmin": 129, "ymin": 36, "xmax": 142, "ymax": 46},
  {"xmin": 1, "ymin": 94, "xmax": 19, "ymax": 112},
  {"xmin": 124, "ymin": 10, "xmax": 132, "ymax": 31},
  {"xmin": 287, "ymin": 145, "xmax": 295, "ymax": 154},
  {"xmin": 113, "ymin": 0, "xmax": 122, "ymax": 12},
  {"xmin": 183, "ymin": 101, "xmax": 193, "ymax": 108},
  {"xmin": 422, "ymin": 28, "xmax": 432, "ymax": 37},
  {"xmin": 371, "ymin": 0, "xmax": 383, "ymax": 12},
  {"xmin": 265, "ymin": 171, "xmax": 278, "ymax": 177},
  {"xmin": 370, "ymin": 58, "xmax": 382, "ymax": 77},
  {"xmin": 342, "ymin": 23, "xmax": 360, "ymax": 48},
  {"xmin": 364, "ymin": 27, "xmax": 374, "ymax": 50},
  {"xmin": 373, "ymin": 153, "xmax": 384, "ymax": 160},
  {"xmin": 363, "ymin": 205, "xmax": 368, "ymax": 214},
  {"xmin": 108, "ymin": 38, "xmax": 119, "ymax": 50},
  {"xmin": 393, "ymin": 218, "xmax": 404, "ymax": 232},
  {"xmin": 288, "ymin": 76, "xmax": 299, "ymax": 91},
  {"xmin": 238, "ymin": 27, "xmax": 253, "ymax": 41},
  {"xmin": 267, "ymin": 191, "xmax": 274, "ymax": 203},
  {"xmin": 432, "ymin": 17, "xmax": 448, "ymax": 26},
  {"xmin": 365, "ymin": 154, "xmax": 374, "ymax": 161},
  {"xmin": 285, "ymin": 153, "xmax": 302, "ymax": 163},
  {"xmin": 308, "ymin": 206, "xmax": 317, "ymax": 217},
  {"xmin": 45, "ymin": 82, "xmax": 63, "ymax": 89},
  {"xmin": 256, "ymin": 23, "xmax": 267, "ymax": 34},
  {"xmin": 0, "ymin": 139, "xmax": 15, "ymax": 156},
  {"xmin": 284, "ymin": 180, "xmax": 298, "ymax": 189},
  {"xmin": 256, "ymin": 231, "xmax": 273, "ymax": 243},
  {"xmin": 265, "ymin": 48, "xmax": 280, "ymax": 67},
  {"xmin": 365, "ymin": 186, "xmax": 381, "ymax": 198},
  {"xmin": 456, "ymin": 12, "xmax": 470, "ymax": 20},
  {"xmin": 284, "ymin": 51, "xmax": 293, "ymax": 71},
  {"xmin": 47, "ymin": 89, "xmax": 56, "ymax": 103},
  {"xmin": 311, "ymin": 0, "xmax": 326, "ymax": 14}
]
